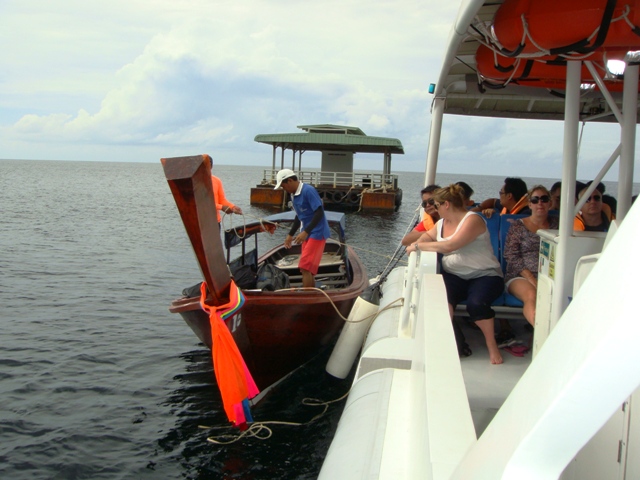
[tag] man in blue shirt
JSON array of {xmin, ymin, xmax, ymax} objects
[{"xmin": 274, "ymin": 169, "xmax": 330, "ymax": 288}]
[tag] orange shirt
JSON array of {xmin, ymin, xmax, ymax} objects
[
  {"xmin": 211, "ymin": 175, "xmax": 235, "ymax": 223},
  {"xmin": 415, "ymin": 214, "xmax": 436, "ymax": 233}
]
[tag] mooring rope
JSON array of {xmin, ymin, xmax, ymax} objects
[{"xmin": 200, "ymin": 389, "xmax": 351, "ymax": 445}]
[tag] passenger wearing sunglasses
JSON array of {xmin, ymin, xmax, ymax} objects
[
  {"xmin": 503, "ymin": 185, "xmax": 559, "ymax": 327},
  {"xmin": 406, "ymin": 184, "xmax": 504, "ymax": 364},
  {"xmin": 401, "ymin": 184, "xmax": 441, "ymax": 246},
  {"xmin": 574, "ymin": 184, "xmax": 613, "ymax": 232}
]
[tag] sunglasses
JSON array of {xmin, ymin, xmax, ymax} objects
[
  {"xmin": 530, "ymin": 195, "xmax": 550, "ymax": 204},
  {"xmin": 422, "ymin": 198, "xmax": 442, "ymax": 208},
  {"xmin": 585, "ymin": 195, "xmax": 602, "ymax": 203}
]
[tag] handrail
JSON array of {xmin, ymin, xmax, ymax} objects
[
  {"xmin": 399, "ymin": 250, "xmax": 418, "ymax": 336},
  {"xmin": 260, "ymin": 169, "xmax": 399, "ymax": 190}
]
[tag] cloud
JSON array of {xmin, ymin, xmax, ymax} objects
[
  {"xmin": 3, "ymin": 0, "xmax": 454, "ymax": 164},
  {"xmin": 2, "ymin": 0, "xmax": 636, "ymax": 181}
]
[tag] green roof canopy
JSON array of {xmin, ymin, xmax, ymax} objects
[{"xmin": 254, "ymin": 124, "xmax": 404, "ymax": 154}]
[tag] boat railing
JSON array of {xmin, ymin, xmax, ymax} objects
[
  {"xmin": 400, "ymin": 250, "xmax": 440, "ymax": 337},
  {"xmin": 260, "ymin": 169, "xmax": 399, "ymax": 190}
]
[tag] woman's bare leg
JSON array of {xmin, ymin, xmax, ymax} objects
[
  {"xmin": 508, "ymin": 279, "xmax": 537, "ymax": 326},
  {"xmin": 475, "ymin": 318, "xmax": 503, "ymax": 364}
]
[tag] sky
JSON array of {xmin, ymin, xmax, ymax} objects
[{"xmin": 1, "ymin": 0, "xmax": 637, "ymax": 181}]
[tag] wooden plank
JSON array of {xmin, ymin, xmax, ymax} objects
[{"xmin": 161, "ymin": 154, "xmax": 231, "ymax": 305}]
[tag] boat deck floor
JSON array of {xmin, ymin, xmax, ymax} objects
[
  {"xmin": 275, "ymin": 252, "xmax": 343, "ymax": 270},
  {"xmin": 456, "ymin": 316, "xmax": 533, "ymax": 436}
]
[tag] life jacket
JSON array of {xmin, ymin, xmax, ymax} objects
[{"xmin": 500, "ymin": 194, "xmax": 529, "ymax": 214}]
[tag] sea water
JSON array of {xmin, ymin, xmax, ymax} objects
[{"xmin": 0, "ymin": 159, "xmax": 629, "ymax": 479}]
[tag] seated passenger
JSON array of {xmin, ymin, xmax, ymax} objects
[
  {"xmin": 503, "ymin": 186, "xmax": 559, "ymax": 326},
  {"xmin": 455, "ymin": 181, "xmax": 476, "ymax": 208},
  {"xmin": 549, "ymin": 181, "xmax": 561, "ymax": 211},
  {"xmin": 574, "ymin": 183, "xmax": 614, "ymax": 232},
  {"xmin": 473, "ymin": 177, "xmax": 531, "ymax": 218},
  {"xmin": 407, "ymin": 184, "xmax": 505, "ymax": 364},
  {"xmin": 401, "ymin": 184, "xmax": 441, "ymax": 246}
]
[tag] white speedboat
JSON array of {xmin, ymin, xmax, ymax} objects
[{"xmin": 320, "ymin": 0, "xmax": 640, "ymax": 478}]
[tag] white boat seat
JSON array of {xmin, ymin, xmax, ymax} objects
[{"xmin": 573, "ymin": 219, "xmax": 620, "ymax": 296}]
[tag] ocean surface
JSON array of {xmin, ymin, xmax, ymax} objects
[{"xmin": 0, "ymin": 159, "xmax": 632, "ymax": 479}]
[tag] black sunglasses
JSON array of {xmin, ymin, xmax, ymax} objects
[
  {"xmin": 422, "ymin": 198, "xmax": 437, "ymax": 208},
  {"xmin": 585, "ymin": 195, "xmax": 602, "ymax": 203},
  {"xmin": 530, "ymin": 195, "xmax": 550, "ymax": 204}
]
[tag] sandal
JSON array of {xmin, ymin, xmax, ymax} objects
[
  {"xmin": 458, "ymin": 343, "xmax": 472, "ymax": 357},
  {"xmin": 503, "ymin": 345, "xmax": 529, "ymax": 357}
]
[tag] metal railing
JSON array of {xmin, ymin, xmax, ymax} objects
[{"xmin": 260, "ymin": 169, "xmax": 399, "ymax": 190}]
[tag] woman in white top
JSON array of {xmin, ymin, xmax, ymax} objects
[{"xmin": 406, "ymin": 184, "xmax": 504, "ymax": 364}]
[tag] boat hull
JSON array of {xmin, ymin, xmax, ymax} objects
[{"xmin": 169, "ymin": 246, "xmax": 368, "ymax": 392}]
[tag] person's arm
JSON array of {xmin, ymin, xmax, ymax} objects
[
  {"xmin": 413, "ymin": 214, "xmax": 485, "ymax": 254},
  {"xmin": 471, "ymin": 198, "xmax": 497, "ymax": 212},
  {"xmin": 401, "ymin": 222, "xmax": 426, "ymax": 246},
  {"xmin": 217, "ymin": 179, "xmax": 242, "ymax": 214},
  {"xmin": 405, "ymin": 225, "xmax": 438, "ymax": 253},
  {"xmin": 285, "ymin": 218, "xmax": 301, "ymax": 248}
]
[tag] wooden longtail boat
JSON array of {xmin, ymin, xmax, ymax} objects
[{"xmin": 162, "ymin": 154, "xmax": 368, "ymax": 395}]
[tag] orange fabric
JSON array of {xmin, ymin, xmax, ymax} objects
[
  {"xmin": 211, "ymin": 175, "xmax": 235, "ymax": 223},
  {"xmin": 199, "ymin": 281, "xmax": 259, "ymax": 426},
  {"xmin": 421, "ymin": 215, "xmax": 436, "ymax": 231},
  {"xmin": 501, "ymin": 194, "xmax": 529, "ymax": 214}
]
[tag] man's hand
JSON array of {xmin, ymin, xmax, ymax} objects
[
  {"xmin": 284, "ymin": 234, "xmax": 293, "ymax": 249},
  {"xmin": 293, "ymin": 231, "xmax": 309, "ymax": 244}
]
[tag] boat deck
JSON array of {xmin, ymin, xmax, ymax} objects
[
  {"xmin": 274, "ymin": 252, "xmax": 349, "ymax": 289},
  {"xmin": 457, "ymin": 316, "xmax": 533, "ymax": 436}
]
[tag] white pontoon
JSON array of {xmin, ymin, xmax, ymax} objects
[{"xmin": 320, "ymin": 0, "xmax": 640, "ymax": 478}]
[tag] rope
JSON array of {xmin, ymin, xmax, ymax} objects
[
  {"xmin": 270, "ymin": 286, "xmax": 402, "ymax": 323},
  {"xmin": 200, "ymin": 390, "xmax": 350, "ymax": 445},
  {"xmin": 221, "ymin": 211, "xmax": 284, "ymax": 240},
  {"xmin": 372, "ymin": 203, "xmax": 420, "ymax": 284}
]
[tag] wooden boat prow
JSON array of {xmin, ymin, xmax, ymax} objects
[{"xmin": 161, "ymin": 154, "xmax": 231, "ymax": 305}]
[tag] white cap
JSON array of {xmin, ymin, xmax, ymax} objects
[{"xmin": 274, "ymin": 169, "xmax": 296, "ymax": 189}]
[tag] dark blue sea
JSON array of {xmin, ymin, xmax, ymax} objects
[{"xmin": 0, "ymin": 159, "xmax": 627, "ymax": 479}]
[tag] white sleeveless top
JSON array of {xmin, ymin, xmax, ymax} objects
[{"xmin": 436, "ymin": 212, "xmax": 502, "ymax": 280}]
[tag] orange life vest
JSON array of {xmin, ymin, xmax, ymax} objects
[{"xmin": 501, "ymin": 194, "xmax": 529, "ymax": 214}]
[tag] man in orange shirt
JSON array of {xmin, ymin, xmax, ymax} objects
[
  {"xmin": 207, "ymin": 156, "xmax": 242, "ymax": 223},
  {"xmin": 402, "ymin": 184, "xmax": 441, "ymax": 246}
]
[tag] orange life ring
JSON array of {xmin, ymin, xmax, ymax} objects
[{"xmin": 492, "ymin": 0, "xmax": 640, "ymax": 56}]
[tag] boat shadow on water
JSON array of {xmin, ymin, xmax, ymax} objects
[{"xmin": 158, "ymin": 345, "xmax": 356, "ymax": 479}]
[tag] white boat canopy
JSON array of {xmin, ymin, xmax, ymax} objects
[{"xmin": 426, "ymin": 0, "xmax": 639, "ymax": 327}]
